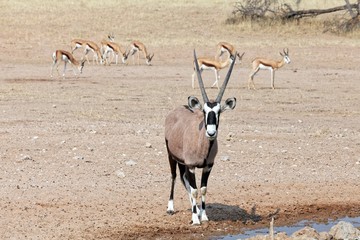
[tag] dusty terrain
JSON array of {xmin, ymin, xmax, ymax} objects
[{"xmin": 0, "ymin": 1, "xmax": 359, "ymax": 239}]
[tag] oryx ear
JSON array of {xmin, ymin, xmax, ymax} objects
[
  {"xmin": 221, "ymin": 97, "xmax": 236, "ymax": 112},
  {"xmin": 188, "ymin": 96, "xmax": 202, "ymax": 110}
]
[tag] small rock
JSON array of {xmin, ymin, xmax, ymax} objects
[
  {"xmin": 319, "ymin": 231, "xmax": 332, "ymax": 240},
  {"xmin": 21, "ymin": 155, "xmax": 33, "ymax": 161},
  {"xmin": 226, "ymin": 132, "xmax": 235, "ymax": 141},
  {"xmin": 220, "ymin": 156, "xmax": 230, "ymax": 161},
  {"xmin": 125, "ymin": 160, "xmax": 137, "ymax": 166},
  {"xmin": 291, "ymin": 226, "xmax": 319, "ymax": 239},
  {"xmin": 246, "ymin": 234, "xmax": 267, "ymax": 240},
  {"xmin": 73, "ymin": 156, "xmax": 84, "ymax": 160},
  {"xmin": 116, "ymin": 170, "xmax": 125, "ymax": 178},
  {"xmin": 145, "ymin": 142, "xmax": 152, "ymax": 148},
  {"xmin": 329, "ymin": 221, "xmax": 360, "ymax": 240}
]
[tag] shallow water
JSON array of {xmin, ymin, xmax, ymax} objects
[{"xmin": 215, "ymin": 216, "xmax": 360, "ymax": 240}]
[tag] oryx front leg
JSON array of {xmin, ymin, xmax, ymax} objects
[
  {"xmin": 199, "ymin": 164, "xmax": 213, "ymax": 222},
  {"xmin": 183, "ymin": 167, "xmax": 200, "ymax": 225},
  {"xmin": 166, "ymin": 154, "xmax": 177, "ymax": 215}
]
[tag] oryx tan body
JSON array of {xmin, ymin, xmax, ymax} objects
[{"xmin": 165, "ymin": 106, "xmax": 218, "ymax": 168}]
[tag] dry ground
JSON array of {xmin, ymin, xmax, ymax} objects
[{"xmin": 0, "ymin": 1, "xmax": 360, "ymax": 239}]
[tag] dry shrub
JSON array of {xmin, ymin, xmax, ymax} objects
[
  {"xmin": 226, "ymin": 0, "xmax": 360, "ymax": 34},
  {"xmin": 323, "ymin": 16, "xmax": 360, "ymax": 33},
  {"xmin": 226, "ymin": 0, "xmax": 283, "ymax": 24}
]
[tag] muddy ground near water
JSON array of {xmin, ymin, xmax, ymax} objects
[{"xmin": 1, "ymin": 1, "xmax": 360, "ymax": 239}]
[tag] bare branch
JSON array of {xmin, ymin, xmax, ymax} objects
[{"xmin": 228, "ymin": 0, "xmax": 360, "ymax": 32}]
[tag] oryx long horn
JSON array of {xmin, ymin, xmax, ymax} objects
[
  {"xmin": 215, "ymin": 52, "xmax": 236, "ymax": 103},
  {"xmin": 193, "ymin": 50, "xmax": 209, "ymax": 103}
]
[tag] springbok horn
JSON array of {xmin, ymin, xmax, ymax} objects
[
  {"xmin": 215, "ymin": 52, "xmax": 236, "ymax": 103},
  {"xmin": 193, "ymin": 50, "xmax": 209, "ymax": 103},
  {"xmin": 284, "ymin": 48, "xmax": 289, "ymax": 55}
]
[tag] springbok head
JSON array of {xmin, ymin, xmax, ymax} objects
[
  {"xmin": 146, "ymin": 53, "xmax": 154, "ymax": 66},
  {"xmin": 192, "ymin": 50, "xmax": 236, "ymax": 140},
  {"xmin": 122, "ymin": 51, "xmax": 129, "ymax": 64},
  {"xmin": 236, "ymin": 52, "xmax": 245, "ymax": 64},
  {"xmin": 280, "ymin": 48, "xmax": 291, "ymax": 64},
  {"xmin": 108, "ymin": 33, "xmax": 115, "ymax": 42}
]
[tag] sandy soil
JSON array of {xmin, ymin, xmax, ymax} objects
[{"xmin": 0, "ymin": 1, "xmax": 360, "ymax": 239}]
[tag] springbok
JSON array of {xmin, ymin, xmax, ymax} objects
[
  {"xmin": 101, "ymin": 40, "xmax": 129, "ymax": 65},
  {"xmin": 165, "ymin": 50, "xmax": 237, "ymax": 225},
  {"xmin": 248, "ymin": 48, "xmax": 291, "ymax": 90},
  {"xmin": 50, "ymin": 50, "xmax": 85, "ymax": 79},
  {"xmin": 128, "ymin": 41, "xmax": 154, "ymax": 66},
  {"xmin": 215, "ymin": 41, "xmax": 244, "ymax": 64},
  {"xmin": 192, "ymin": 52, "xmax": 244, "ymax": 89},
  {"xmin": 70, "ymin": 39, "xmax": 104, "ymax": 65}
]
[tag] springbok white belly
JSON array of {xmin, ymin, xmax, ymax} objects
[
  {"xmin": 259, "ymin": 64, "xmax": 273, "ymax": 71},
  {"xmin": 61, "ymin": 55, "xmax": 69, "ymax": 61},
  {"xmin": 201, "ymin": 65, "xmax": 216, "ymax": 71}
]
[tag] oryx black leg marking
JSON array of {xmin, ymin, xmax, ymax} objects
[
  {"xmin": 200, "ymin": 163, "xmax": 213, "ymax": 222},
  {"xmin": 184, "ymin": 167, "xmax": 200, "ymax": 224},
  {"xmin": 166, "ymin": 139, "xmax": 177, "ymax": 214},
  {"xmin": 178, "ymin": 163, "xmax": 186, "ymax": 189},
  {"xmin": 199, "ymin": 140, "xmax": 215, "ymax": 222}
]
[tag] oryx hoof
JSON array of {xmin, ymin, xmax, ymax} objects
[
  {"xmin": 190, "ymin": 220, "xmax": 201, "ymax": 225},
  {"xmin": 166, "ymin": 210, "xmax": 175, "ymax": 215},
  {"xmin": 191, "ymin": 214, "xmax": 201, "ymax": 225}
]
